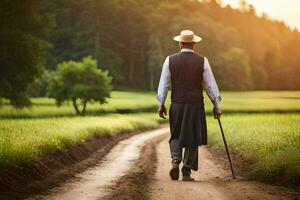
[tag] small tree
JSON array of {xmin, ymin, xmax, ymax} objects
[{"xmin": 48, "ymin": 56, "xmax": 112, "ymax": 115}]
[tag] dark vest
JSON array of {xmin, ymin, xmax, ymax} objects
[{"xmin": 169, "ymin": 51, "xmax": 204, "ymax": 103}]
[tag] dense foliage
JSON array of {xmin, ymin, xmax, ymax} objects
[
  {"xmin": 43, "ymin": 0, "xmax": 300, "ymax": 90},
  {"xmin": 48, "ymin": 57, "xmax": 112, "ymax": 115},
  {"xmin": 1, "ymin": 0, "xmax": 300, "ymax": 107},
  {"xmin": 0, "ymin": 0, "xmax": 54, "ymax": 107}
]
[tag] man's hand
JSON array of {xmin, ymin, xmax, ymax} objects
[
  {"xmin": 213, "ymin": 107, "xmax": 222, "ymax": 119},
  {"xmin": 158, "ymin": 105, "xmax": 167, "ymax": 119}
]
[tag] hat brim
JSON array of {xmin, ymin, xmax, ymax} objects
[{"xmin": 173, "ymin": 35, "xmax": 202, "ymax": 43}]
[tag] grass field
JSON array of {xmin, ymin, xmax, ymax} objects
[
  {"xmin": 0, "ymin": 90, "xmax": 299, "ymax": 184},
  {"xmin": 207, "ymin": 113, "xmax": 300, "ymax": 183},
  {"xmin": 0, "ymin": 91, "xmax": 158, "ymax": 118},
  {"xmin": 213, "ymin": 91, "xmax": 300, "ymax": 113},
  {"xmin": 0, "ymin": 113, "xmax": 163, "ymax": 168},
  {"xmin": 1, "ymin": 91, "xmax": 300, "ymax": 118}
]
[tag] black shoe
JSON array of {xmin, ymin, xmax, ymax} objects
[
  {"xmin": 169, "ymin": 160, "xmax": 179, "ymax": 180},
  {"xmin": 182, "ymin": 174, "xmax": 195, "ymax": 181}
]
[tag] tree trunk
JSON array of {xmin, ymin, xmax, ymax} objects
[
  {"xmin": 82, "ymin": 100, "xmax": 87, "ymax": 115},
  {"xmin": 72, "ymin": 98, "xmax": 80, "ymax": 115}
]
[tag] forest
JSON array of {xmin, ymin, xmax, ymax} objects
[
  {"xmin": 43, "ymin": 0, "xmax": 300, "ymax": 90},
  {"xmin": 1, "ymin": 0, "xmax": 300, "ymax": 104}
]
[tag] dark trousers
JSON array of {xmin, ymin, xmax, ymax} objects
[{"xmin": 169, "ymin": 138, "xmax": 198, "ymax": 175}]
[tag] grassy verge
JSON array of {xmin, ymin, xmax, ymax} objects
[
  {"xmin": 0, "ymin": 113, "xmax": 163, "ymax": 168},
  {"xmin": 207, "ymin": 113, "xmax": 300, "ymax": 184}
]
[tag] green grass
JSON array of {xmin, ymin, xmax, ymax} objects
[
  {"xmin": 167, "ymin": 91, "xmax": 300, "ymax": 114},
  {"xmin": 0, "ymin": 113, "xmax": 163, "ymax": 168},
  {"xmin": 0, "ymin": 91, "xmax": 158, "ymax": 118},
  {"xmin": 207, "ymin": 113, "xmax": 300, "ymax": 183},
  {"xmin": 0, "ymin": 90, "xmax": 300, "ymax": 184},
  {"xmin": 0, "ymin": 91, "xmax": 162, "ymax": 168},
  {"xmin": 214, "ymin": 91, "xmax": 300, "ymax": 113},
  {"xmin": 1, "ymin": 90, "xmax": 299, "ymax": 118}
]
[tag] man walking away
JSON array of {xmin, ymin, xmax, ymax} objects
[{"xmin": 157, "ymin": 30, "xmax": 222, "ymax": 181}]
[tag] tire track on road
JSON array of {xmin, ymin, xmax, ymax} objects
[
  {"xmin": 151, "ymin": 137, "xmax": 298, "ymax": 200},
  {"xmin": 28, "ymin": 127, "xmax": 169, "ymax": 200}
]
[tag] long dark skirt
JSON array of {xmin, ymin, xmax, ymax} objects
[{"xmin": 169, "ymin": 102, "xmax": 207, "ymax": 148}]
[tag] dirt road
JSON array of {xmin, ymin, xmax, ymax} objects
[
  {"xmin": 27, "ymin": 128, "xmax": 168, "ymax": 200},
  {"xmin": 151, "ymin": 137, "xmax": 298, "ymax": 200},
  {"xmin": 27, "ymin": 127, "xmax": 299, "ymax": 200}
]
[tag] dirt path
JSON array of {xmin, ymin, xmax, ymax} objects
[
  {"xmin": 27, "ymin": 127, "xmax": 169, "ymax": 200},
  {"xmin": 151, "ymin": 137, "xmax": 299, "ymax": 200},
  {"xmin": 26, "ymin": 127, "xmax": 299, "ymax": 200}
]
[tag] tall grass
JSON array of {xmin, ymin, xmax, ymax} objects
[
  {"xmin": 0, "ymin": 113, "xmax": 163, "ymax": 168},
  {"xmin": 207, "ymin": 113, "xmax": 300, "ymax": 183}
]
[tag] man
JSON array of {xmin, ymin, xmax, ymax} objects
[{"xmin": 157, "ymin": 30, "xmax": 222, "ymax": 181}]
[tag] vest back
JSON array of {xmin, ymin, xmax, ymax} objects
[{"xmin": 169, "ymin": 52, "xmax": 204, "ymax": 103}]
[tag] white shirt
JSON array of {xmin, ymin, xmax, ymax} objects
[{"xmin": 157, "ymin": 48, "xmax": 221, "ymax": 107}]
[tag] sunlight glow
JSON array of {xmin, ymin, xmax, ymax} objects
[{"xmin": 220, "ymin": 0, "xmax": 300, "ymax": 30}]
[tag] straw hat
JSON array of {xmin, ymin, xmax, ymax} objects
[{"xmin": 173, "ymin": 30, "xmax": 202, "ymax": 43}]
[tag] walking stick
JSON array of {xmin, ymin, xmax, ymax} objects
[{"xmin": 217, "ymin": 118, "xmax": 235, "ymax": 179}]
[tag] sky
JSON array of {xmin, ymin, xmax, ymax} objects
[{"xmin": 220, "ymin": 0, "xmax": 300, "ymax": 30}]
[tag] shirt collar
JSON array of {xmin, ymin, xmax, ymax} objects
[{"xmin": 181, "ymin": 48, "xmax": 194, "ymax": 53}]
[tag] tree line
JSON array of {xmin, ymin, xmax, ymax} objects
[{"xmin": 1, "ymin": 0, "xmax": 300, "ymax": 106}]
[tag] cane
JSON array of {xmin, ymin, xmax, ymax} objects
[{"xmin": 217, "ymin": 118, "xmax": 235, "ymax": 179}]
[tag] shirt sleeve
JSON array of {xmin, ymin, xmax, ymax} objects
[
  {"xmin": 157, "ymin": 56, "xmax": 171, "ymax": 106},
  {"xmin": 203, "ymin": 57, "xmax": 222, "ymax": 107}
]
